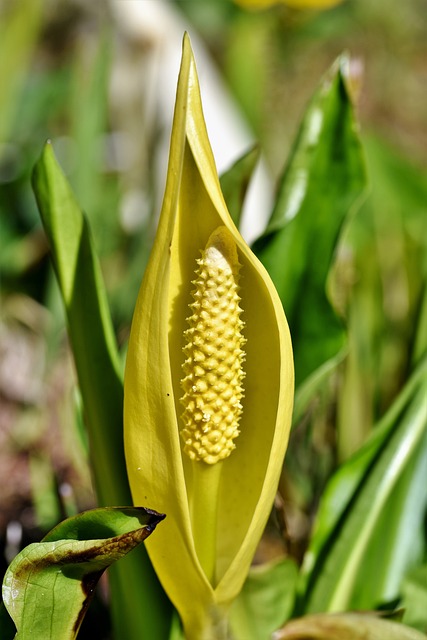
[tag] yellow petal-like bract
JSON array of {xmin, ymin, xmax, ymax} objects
[{"xmin": 124, "ymin": 34, "xmax": 294, "ymax": 639}]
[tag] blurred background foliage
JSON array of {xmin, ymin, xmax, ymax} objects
[{"xmin": 0, "ymin": 0, "xmax": 426, "ymax": 636}]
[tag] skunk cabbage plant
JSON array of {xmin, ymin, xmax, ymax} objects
[{"xmin": 124, "ymin": 35, "xmax": 294, "ymax": 639}]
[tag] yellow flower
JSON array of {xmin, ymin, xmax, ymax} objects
[{"xmin": 124, "ymin": 34, "xmax": 294, "ymax": 639}]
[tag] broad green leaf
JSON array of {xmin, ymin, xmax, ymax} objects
[
  {"xmin": 32, "ymin": 141, "xmax": 126, "ymax": 507},
  {"xmin": 230, "ymin": 557, "xmax": 298, "ymax": 640},
  {"xmin": 2, "ymin": 507, "xmax": 164, "ymax": 639},
  {"xmin": 31, "ymin": 144, "xmax": 173, "ymax": 638},
  {"xmin": 220, "ymin": 145, "xmax": 260, "ymax": 228},
  {"xmin": 299, "ymin": 356, "xmax": 427, "ymax": 613},
  {"xmin": 275, "ymin": 611, "xmax": 427, "ymax": 639},
  {"xmin": 400, "ymin": 565, "xmax": 427, "ymax": 632},
  {"xmin": 252, "ymin": 55, "xmax": 366, "ymax": 390}
]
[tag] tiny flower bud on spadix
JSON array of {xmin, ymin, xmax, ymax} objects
[{"xmin": 180, "ymin": 226, "xmax": 245, "ymax": 464}]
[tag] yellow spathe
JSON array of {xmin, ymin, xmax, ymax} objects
[{"xmin": 124, "ymin": 34, "xmax": 294, "ymax": 640}]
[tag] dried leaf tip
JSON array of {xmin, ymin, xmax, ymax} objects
[{"xmin": 180, "ymin": 226, "xmax": 246, "ymax": 464}]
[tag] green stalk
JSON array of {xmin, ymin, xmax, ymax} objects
[{"xmin": 189, "ymin": 461, "xmax": 223, "ymax": 586}]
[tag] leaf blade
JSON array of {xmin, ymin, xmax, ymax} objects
[
  {"xmin": 230, "ymin": 557, "xmax": 298, "ymax": 640},
  {"xmin": 2, "ymin": 507, "xmax": 165, "ymax": 640},
  {"xmin": 275, "ymin": 611, "xmax": 427, "ymax": 640},
  {"xmin": 299, "ymin": 357, "xmax": 427, "ymax": 612},
  {"xmin": 253, "ymin": 56, "xmax": 366, "ymax": 390}
]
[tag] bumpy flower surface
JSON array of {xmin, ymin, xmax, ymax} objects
[{"xmin": 180, "ymin": 226, "xmax": 245, "ymax": 464}]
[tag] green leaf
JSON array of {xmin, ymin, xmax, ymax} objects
[
  {"xmin": 299, "ymin": 356, "xmax": 427, "ymax": 612},
  {"xmin": 220, "ymin": 145, "xmax": 260, "ymax": 229},
  {"xmin": 2, "ymin": 507, "xmax": 165, "ymax": 639},
  {"xmin": 400, "ymin": 565, "xmax": 427, "ymax": 633},
  {"xmin": 230, "ymin": 557, "xmax": 298, "ymax": 640},
  {"xmin": 275, "ymin": 611, "xmax": 427, "ymax": 639},
  {"xmin": 413, "ymin": 280, "xmax": 427, "ymax": 368},
  {"xmin": 252, "ymin": 55, "xmax": 366, "ymax": 390},
  {"xmin": 337, "ymin": 135, "xmax": 427, "ymax": 459},
  {"xmin": 31, "ymin": 143, "xmax": 173, "ymax": 638},
  {"xmin": 32, "ymin": 141, "xmax": 126, "ymax": 507}
]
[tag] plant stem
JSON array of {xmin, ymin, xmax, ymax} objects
[{"xmin": 189, "ymin": 460, "xmax": 223, "ymax": 586}]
